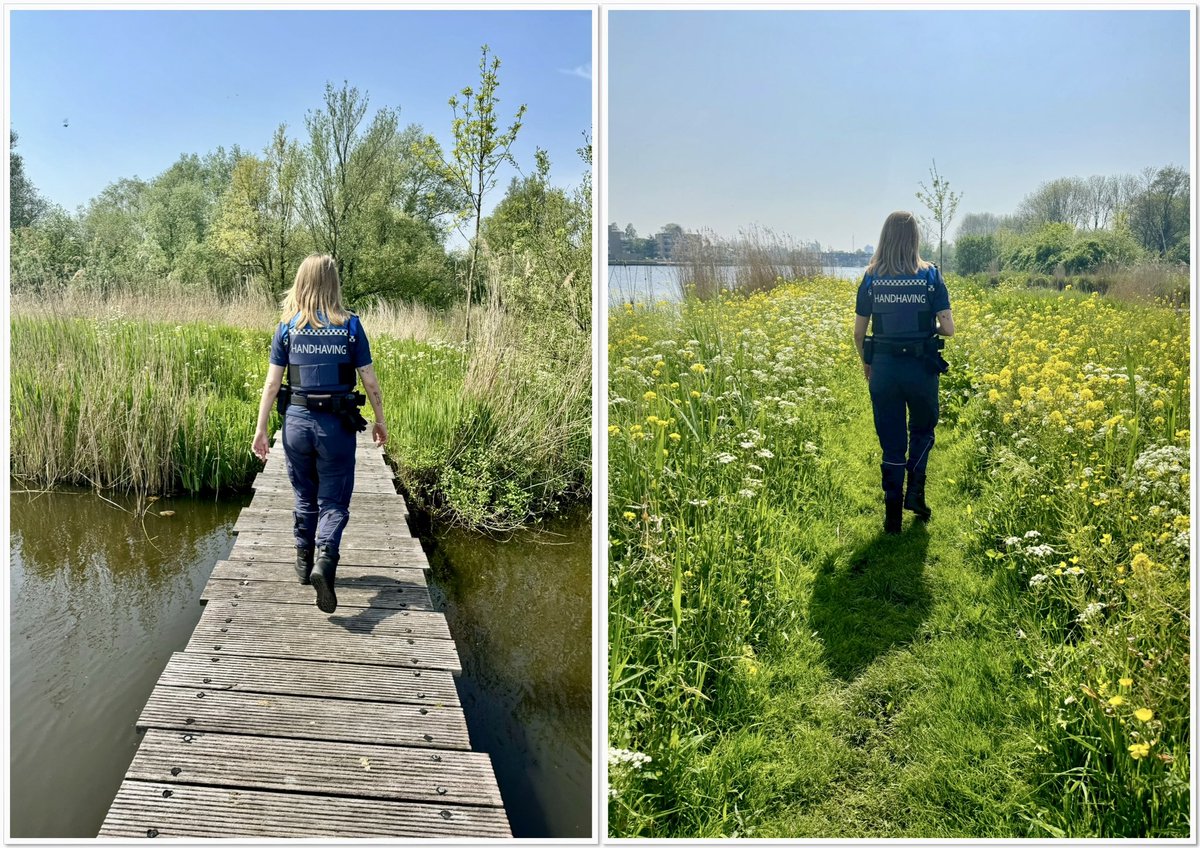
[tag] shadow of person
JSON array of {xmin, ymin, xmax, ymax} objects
[
  {"xmin": 808, "ymin": 520, "xmax": 933, "ymax": 681},
  {"xmin": 326, "ymin": 576, "xmax": 430, "ymax": 634}
]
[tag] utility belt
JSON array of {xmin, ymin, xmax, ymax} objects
[
  {"xmin": 863, "ymin": 336, "xmax": 948, "ymax": 373},
  {"xmin": 277, "ymin": 387, "xmax": 369, "ymax": 432}
]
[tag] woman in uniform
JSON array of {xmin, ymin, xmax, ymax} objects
[
  {"xmin": 251, "ymin": 254, "xmax": 388, "ymax": 612},
  {"xmin": 853, "ymin": 211, "xmax": 955, "ymax": 534}
]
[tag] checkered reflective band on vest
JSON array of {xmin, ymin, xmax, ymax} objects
[
  {"xmin": 868, "ymin": 267, "xmax": 936, "ymax": 339},
  {"xmin": 283, "ymin": 317, "xmax": 357, "ymax": 391}
]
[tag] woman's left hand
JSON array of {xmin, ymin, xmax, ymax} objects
[{"xmin": 252, "ymin": 430, "xmax": 270, "ymax": 461}]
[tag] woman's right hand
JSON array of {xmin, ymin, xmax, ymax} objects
[
  {"xmin": 863, "ymin": 363, "xmax": 872, "ymax": 382},
  {"xmin": 372, "ymin": 422, "xmax": 388, "ymax": 447}
]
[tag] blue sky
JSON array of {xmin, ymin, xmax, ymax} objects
[
  {"xmin": 10, "ymin": 9, "xmax": 593, "ymax": 224},
  {"xmin": 609, "ymin": 9, "xmax": 1191, "ymax": 251}
]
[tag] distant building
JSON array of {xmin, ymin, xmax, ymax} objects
[{"xmin": 609, "ymin": 223, "xmax": 625, "ymax": 260}]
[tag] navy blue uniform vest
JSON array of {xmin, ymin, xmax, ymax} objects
[
  {"xmin": 866, "ymin": 266, "xmax": 938, "ymax": 341},
  {"xmin": 280, "ymin": 314, "xmax": 360, "ymax": 394}
]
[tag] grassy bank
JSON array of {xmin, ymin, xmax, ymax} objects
[
  {"xmin": 608, "ymin": 277, "xmax": 1189, "ymax": 837},
  {"xmin": 10, "ymin": 293, "xmax": 590, "ymax": 530}
]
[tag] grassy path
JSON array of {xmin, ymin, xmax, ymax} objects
[{"xmin": 700, "ymin": 386, "xmax": 1045, "ymax": 838}]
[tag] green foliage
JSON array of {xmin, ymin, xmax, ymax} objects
[
  {"xmin": 955, "ymin": 233, "xmax": 997, "ymax": 274},
  {"xmin": 9, "ymin": 130, "xmax": 48, "ymax": 228},
  {"xmin": 1005, "ymin": 222, "xmax": 1076, "ymax": 272},
  {"xmin": 484, "ymin": 144, "xmax": 592, "ymax": 349}
]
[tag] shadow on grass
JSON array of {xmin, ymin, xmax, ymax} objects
[{"xmin": 808, "ymin": 520, "xmax": 932, "ymax": 680}]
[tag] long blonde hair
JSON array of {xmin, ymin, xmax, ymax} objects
[
  {"xmin": 866, "ymin": 211, "xmax": 932, "ymax": 277},
  {"xmin": 280, "ymin": 254, "xmax": 350, "ymax": 327}
]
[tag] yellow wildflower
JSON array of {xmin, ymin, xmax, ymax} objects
[
  {"xmin": 1108, "ymin": 695, "xmax": 1125, "ymax": 707},
  {"xmin": 643, "ymin": 391, "xmax": 657, "ymax": 402},
  {"xmin": 1119, "ymin": 677, "xmax": 1133, "ymax": 687},
  {"xmin": 1129, "ymin": 742, "xmax": 1151, "ymax": 760},
  {"xmin": 1134, "ymin": 708, "xmax": 1154, "ymax": 722}
]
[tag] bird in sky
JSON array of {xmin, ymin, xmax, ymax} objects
[{"xmin": 62, "ymin": 118, "xmax": 69, "ymax": 128}]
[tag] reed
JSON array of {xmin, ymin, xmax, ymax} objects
[{"xmin": 10, "ymin": 286, "xmax": 590, "ymax": 529}]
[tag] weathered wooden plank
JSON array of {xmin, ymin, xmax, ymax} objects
[
  {"xmin": 189, "ymin": 615, "xmax": 458, "ymax": 670},
  {"xmin": 227, "ymin": 542, "xmax": 428, "ymax": 569},
  {"xmin": 233, "ymin": 512, "xmax": 414, "ymax": 537},
  {"xmin": 210, "ymin": 559, "xmax": 426, "ymax": 587},
  {"xmin": 136, "ymin": 687, "xmax": 469, "ymax": 749},
  {"xmin": 125, "ymin": 729, "xmax": 501, "ymax": 808},
  {"xmin": 155, "ymin": 652, "xmax": 460, "ymax": 706},
  {"xmin": 231, "ymin": 528, "xmax": 420, "ymax": 552},
  {"xmin": 253, "ymin": 481, "xmax": 398, "ymax": 495},
  {"xmin": 202, "ymin": 577, "xmax": 433, "ymax": 611},
  {"xmin": 196, "ymin": 599, "xmax": 452, "ymax": 641},
  {"xmin": 247, "ymin": 492, "xmax": 408, "ymax": 510},
  {"xmin": 99, "ymin": 781, "xmax": 511, "ymax": 838}
]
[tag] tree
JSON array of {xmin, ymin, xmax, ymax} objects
[
  {"xmin": 955, "ymin": 233, "xmax": 998, "ymax": 274},
  {"xmin": 915, "ymin": 159, "xmax": 961, "ymax": 267},
  {"xmin": 10, "ymin": 131, "xmax": 48, "ymax": 229},
  {"xmin": 423, "ymin": 44, "xmax": 526, "ymax": 341},
  {"xmin": 300, "ymin": 81, "xmax": 400, "ymax": 290},
  {"xmin": 1015, "ymin": 177, "xmax": 1089, "ymax": 230},
  {"xmin": 1129, "ymin": 165, "xmax": 1189, "ymax": 259},
  {"xmin": 482, "ymin": 141, "xmax": 591, "ymax": 339}
]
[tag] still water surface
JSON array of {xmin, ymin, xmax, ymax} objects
[
  {"xmin": 608, "ymin": 263, "xmax": 869, "ymax": 304},
  {"xmin": 9, "ymin": 489, "xmax": 591, "ymax": 838}
]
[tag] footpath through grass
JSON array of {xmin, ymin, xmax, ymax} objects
[{"xmin": 608, "ymin": 278, "xmax": 1189, "ymax": 837}]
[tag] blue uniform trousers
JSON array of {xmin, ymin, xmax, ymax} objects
[
  {"xmin": 868, "ymin": 353, "xmax": 939, "ymax": 500},
  {"xmin": 281, "ymin": 406, "xmax": 356, "ymax": 551}
]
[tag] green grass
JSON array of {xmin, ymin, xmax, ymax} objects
[
  {"xmin": 608, "ymin": 278, "xmax": 1189, "ymax": 837},
  {"xmin": 10, "ymin": 308, "xmax": 590, "ymax": 530}
]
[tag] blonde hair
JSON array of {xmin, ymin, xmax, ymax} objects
[
  {"xmin": 280, "ymin": 254, "xmax": 350, "ymax": 327},
  {"xmin": 866, "ymin": 211, "xmax": 932, "ymax": 278}
]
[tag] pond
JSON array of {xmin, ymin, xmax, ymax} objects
[{"xmin": 8, "ymin": 488, "xmax": 592, "ymax": 839}]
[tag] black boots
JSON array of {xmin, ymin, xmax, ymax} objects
[
  {"xmin": 884, "ymin": 498, "xmax": 903, "ymax": 534},
  {"xmin": 904, "ymin": 470, "xmax": 932, "ymax": 521},
  {"xmin": 295, "ymin": 546, "xmax": 314, "ymax": 585},
  {"xmin": 310, "ymin": 545, "xmax": 339, "ymax": 613}
]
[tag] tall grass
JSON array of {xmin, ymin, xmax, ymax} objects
[{"xmin": 10, "ymin": 281, "xmax": 590, "ymax": 530}]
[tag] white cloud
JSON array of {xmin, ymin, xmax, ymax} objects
[{"xmin": 558, "ymin": 62, "xmax": 592, "ymax": 81}]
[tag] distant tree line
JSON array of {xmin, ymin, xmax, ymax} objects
[
  {"xmin": 10, "ymin": 53, "xmax": 590, "ymax": 322},
  {"xmin": 954, "ymin": 166, "xmax": 1189, "ymax": 275}
]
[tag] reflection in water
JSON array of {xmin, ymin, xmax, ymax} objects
[
  {"xmin": 9, "ymin": 489, "xmax": 590, "ymax": 839},
  {"xmin": 428, "ymin": 512, "xmax": 592, "ymax": 839},
  {"xmin": 9, "ymin": 489, "xmax": 243, "ymax": 838}
]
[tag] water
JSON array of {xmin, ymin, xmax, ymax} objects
[
  {"xmin": 9, "ymin": 490, "xmax": 592, "ymax": 839},
  {"xmin": 607, "ymin": 263, "xmax": 869, "ymax": 304},
  {"xmin": 8, "ymin": 488, "xmax": 245, "ymax": 838},
  {"xmin": 425, "ymin": 511, "xmax": 592, "ymax": 838}
]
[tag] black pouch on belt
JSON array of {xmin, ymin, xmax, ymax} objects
[
  {"xmin": 276, "ymin": 385, "xmax": 292, "ymax": 415},
  {"xmin": 862, "ymin": 336, "xmax": 875, "ymax": 364},
  {"xmin": 924, "ymin": 339, "xmax": 950, "ymax": 374},
  {"xmin": 336, "ymin": 394, "xmax": 370, "ymax": 433}
]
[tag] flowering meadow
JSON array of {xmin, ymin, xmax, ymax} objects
[{"xmin": 608, "ymin": 276, "xmax": 1189, "ymax": 837}]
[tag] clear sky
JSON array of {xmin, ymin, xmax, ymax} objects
[
  {"xmin": 608, "ymin": 9, "xmax": 1191, "ymax": 251},
  {"xmin": 10, "ymin": 9, "xmax": 593, "ymax": 224}
]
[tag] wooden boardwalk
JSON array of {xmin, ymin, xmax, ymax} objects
[{"xmin": 99, "ymin": 433, "xmax": 510, "ymax": 838}]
